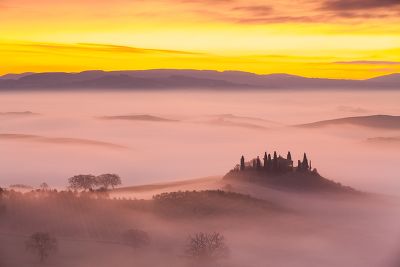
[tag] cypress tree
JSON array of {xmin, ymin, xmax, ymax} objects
[
  {"xmin": 256, "ymin": 156, "xmax": 261, "ymax": 169},
  {"xmin": 287, "ymin": 151, "xmax": 293, "ymax": 171},
  {"xmin": 297, "ymin": 160, "xmax": 302, "ymax": 172},
  {"xmin": 302, "ymin": 153, "xmax": 309, "ymax": 171},
  {"xmin": 263, "ymin": 152, "xmax": 268, "ymax": 169},
  {"xmin": 273, "ymin": 151, "xmax": 278, "ymax": 171},
  {"xmin": 240, "ymin": 156, "xmax": 245, "ymax": 171},
  {"xmin": 287, "ymin": 151, "xmax": 292, "ymax": 161}
]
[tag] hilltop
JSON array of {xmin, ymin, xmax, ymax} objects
[
  {"xmin": 224, "ymin": 151, "xmax": 356, "ymax": 193},
  {"xmin": 296, "ymin": 115, "xmax": 400, "ymax": 129}
]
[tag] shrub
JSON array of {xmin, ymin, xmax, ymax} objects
[
  {"xmin": 185, "ymin": 232, "xmax": 229, "ymax": 262},
  {"xmin": 121, "ymin": 229, "xmax": 150, "ymax": 248}
]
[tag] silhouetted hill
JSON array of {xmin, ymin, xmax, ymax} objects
[
  {"xmin": 0, "ymin": 72, "xmax": 34, "ymax": 80},
  {"xmin": 0, "ymin": 71, "xmax": 250, "ymax": 90},
  {"xmin": 296, "ymin": 115, "xmax": 400, "ymax": 129},
  {"xmin": 100, "ymin": 114, "xmax": 177, "ymax": 122},
  {"xmin": 367, "ymin": 73, "xmax": 400, "ymax": 83},
  {"xmin": 152, "ymin": 190, "xmax": 283, "ymax": 217},
  {"xmin": 224, "ymin": 169, "xmax": 356, "ymax": 193},
  {"xmin": 0, "ymin": 70, "xmax": 398, "ymax": 90}
]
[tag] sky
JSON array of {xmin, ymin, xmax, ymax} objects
[{"xmin": 1, "ymin": 0, "xmax": 400, "ymax": 79}]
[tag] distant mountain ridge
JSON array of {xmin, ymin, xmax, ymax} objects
[{"xmin": 0, "ymin": 69, "xmax": 399, "ymax": 90}]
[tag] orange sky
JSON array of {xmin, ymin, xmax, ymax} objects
[{"xmin": 1, "ymin": 0, "xmax": 400, "ymax": 79}]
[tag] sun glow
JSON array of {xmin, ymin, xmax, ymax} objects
[{"xmin": 1, "ymin": 0, "xmax": 399, "ymax": 78}]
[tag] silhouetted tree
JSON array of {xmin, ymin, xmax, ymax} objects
[
  {"xmin": 256, "ymin": 156, "xmax": 261, "ymax": 169},
  {"xmin": 26, "ymin": 232, "xmax": 57, "ymax": 263},
  {"xmin": 302, "ymin": 153, "xmax": 309, "ymax": 171},
  {"xmin": 240, "ymin": 156, "xmax": 245, "ymax": 171},
  {"xmin": 185, "ymin": 232, "xmax": 229, "ymax": 262},
  {"xmin": 96, "ymin": 173, "xmax": 122, "ymax": 189},
  {"xmin": 309, "ymin": 160, "xmax": 312, "ymax": 171},
  {"xmin": 273, "ymin": 151, "xmax": 278, "ymax": 171},
  {"xmin": 252, "ymin": 159, "xmax": 257, "ymax": 168},
  {"xmin": 267, "ymin": 154, "xmax": 272, "ymax": 171},
  {"xmin": 263, "ymin": 152, "xmax": 268, "ymax": 169},
  {"xmin": 287, "ymin": 151, "xmax": 292, "ymax": 161},
  {"xmin": 122, "ymin": 229, "xmax": 150, "ymax": 248},
  {"xmin": 68, "ymin": 174, "xmax": 97, "ymax": 191}
]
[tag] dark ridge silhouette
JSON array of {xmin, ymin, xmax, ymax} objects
[
  {"xmin": 99, "ymin": 114, "xmax": 178, "ymax": 122},
  {"xmin": 0, "ymin": 71, "xmax": 251, "ymax": 90},
  {"xmin": 0, "ymin": 133, "xmax": 127, "ymax": 149},
  {"xmin": 224, "ymin": 151, "xmax": 356, "ymax": 193},
  {"xmin": 0, "ymin": 72, "xmax": 34, "ymax": 80},
  {"xmin": 367, "ymin": 73, "xmax": 400, "ymax": 83},
  {"xmin": 296, "ymin": 115, "xmax": 400, "ymax": 129},
  {"xmin": 0, "ymin": 69, "xmax": 399, "ymax": 90}
]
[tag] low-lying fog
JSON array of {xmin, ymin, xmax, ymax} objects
[
  {"xmin": 0, "ymin": 89, "xmax": 399, "ymax": 195},
  {"xmin": 1, "ymin": 180, "xmax": 400, "ymax": 267}
]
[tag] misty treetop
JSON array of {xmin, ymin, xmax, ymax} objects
[{"xmin": 68, "ymin": 173, "xmax": 122, "ymax": 191}]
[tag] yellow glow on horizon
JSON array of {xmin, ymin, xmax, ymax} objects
[
  {"xmin": 1, "ymin": 0, "xmax": 399, "ymax": 78},
  {"xmin": 1, "ymin": 41, "xmax": 399, "ymax": 79}
]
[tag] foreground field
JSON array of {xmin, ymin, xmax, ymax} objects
[{"xmin": 1, "ymin": 177, "xmax": 400, "ymax": 267}]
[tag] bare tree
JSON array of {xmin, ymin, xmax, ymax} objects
[
  {"xmin": 121, "ymin": 229, "xmax": 150, "ymax": 248},
  {"xmin": 68, "ymin": 174, "xmax": 97, "ymax": 191},
  {"xmin": 185, "ymin": 232, "xmax": 229, "ymax": 262},
  {"xmin": 26, "ymin": 232, "xmax": 57, "ymax": 263},
  {"xmin": 96, "ymin": 173, "xmax": 122, "ymax": 189}
]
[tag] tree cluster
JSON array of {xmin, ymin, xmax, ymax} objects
[
  {"xmin": 68, "ymin": 173, "xmax": 122, "ymax": 191},
  {"xmin": 238, "ymin": 150, "xmax": 312, "ymax": 173},
  {"xmin": 297, "ymin": 153, "xmax": 312, "ymax": 172}
]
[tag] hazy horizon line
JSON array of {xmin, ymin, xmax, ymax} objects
[{"xmin": 1, "ymin": 68, "xmax": 399, "ymax": 81}]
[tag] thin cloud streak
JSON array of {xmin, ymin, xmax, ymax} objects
[
  {"xmin": 322, "ymin": 0, "xmax": 400, "ymax": 10},
  {"xmin": 334, "ymin": 60, "xmax": 400, "ymax": 65},
  {"xmin": 4, "ymin": 42, "xmax": 203, "ymax": 56}
]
